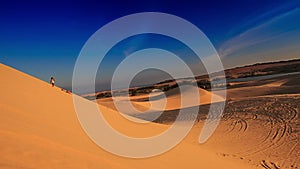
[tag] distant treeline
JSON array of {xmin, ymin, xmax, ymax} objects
[
  {"xmin": 225, "ymin": 59, "xmax": 300, "ymax": 79},
  {"xmin": 92, "ymin": 79, "xmax": 224, "ymax": 99}
]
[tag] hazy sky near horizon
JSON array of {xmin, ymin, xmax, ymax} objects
[{"xmin": 1, "ymin": 0, "xmax": 300, "ymax": 91}]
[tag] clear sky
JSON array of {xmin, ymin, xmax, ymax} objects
[{"xmin": 1, "ymin": 0, "xmax": 300, "ymax": 91}]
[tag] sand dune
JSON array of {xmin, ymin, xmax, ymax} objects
[
  {"xmin": 98, "ymin": 85, "xmax": 225, "ymax": 116},
  {"xmin": 132, "ymin": 86, "xmax": 225, "ymax": 111},
  {"xmin": 0, "ymin": 63, "xmax": 258, "ymax": 168}
]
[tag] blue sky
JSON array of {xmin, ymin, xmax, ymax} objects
[{"xmin": 0, "ymin": 0, "xmax": 300, "ymax": 91}]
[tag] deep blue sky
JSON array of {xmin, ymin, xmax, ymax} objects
[{"xmin": 1, "ymin": 0, "xmax": 300, "ymax": 91}]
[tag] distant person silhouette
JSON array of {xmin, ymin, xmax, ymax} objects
[{"xmin": 50, "ymin": 77, "xmax": 55, "ymax": 87}]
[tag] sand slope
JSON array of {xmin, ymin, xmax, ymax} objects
[
  {"xmin": 98, "ymin": 85, "xmax": 225, "ymax": 115},
  {"xmin": 0, "ymin": 63, "xmax": 258, "ymax": 169}
]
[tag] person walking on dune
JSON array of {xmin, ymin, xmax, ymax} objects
[{"xmin": 50, "ymin": 77, "xmax": 55, "ymax": 87}]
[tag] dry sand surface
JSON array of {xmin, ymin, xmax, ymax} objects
[
  {"xmin": 1, "ymin": 63, "xmax": 299, "ymax": 169},
  {"xmin": 98, "ymin": 71, "xmax": 300, "ymax": 169}
]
